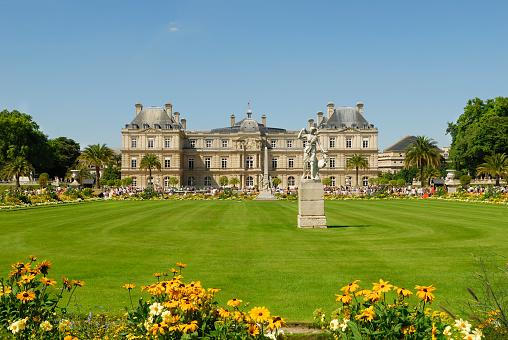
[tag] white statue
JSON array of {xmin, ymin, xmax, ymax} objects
[{"xmin": 298, "ymin": 127, "xmax": 328, "ymax": 180}]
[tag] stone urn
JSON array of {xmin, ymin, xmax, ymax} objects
[
  {"xmin": 70, "ymin": 169, "xmax": 80, "ymax": 189},
  {"xmin": 445, "ymin": 169, "xmax": 459, "ymax": 193}
]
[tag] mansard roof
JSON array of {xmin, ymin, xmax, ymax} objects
[
  {"xmin": 211, "ymin": 110, "xmax": 286, "ymax": 134},
  {"xmin": 318, "ymin": 106, "xmax": 375, "ymax": 130},
  {"xmin": 383, "ymin": 135, "xmax": 416, "ymax": 153},
  {"xmin": 125, "ymin": 106, "xmax": 181, "ymax": 130}
]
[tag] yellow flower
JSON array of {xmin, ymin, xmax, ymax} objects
[
  {"xmin": 265, "ymin": 316, "xmax": 287, "ymax": 330},
  {"xmin": 431, "ymin": 322, "xmax": 438, "ymax": 340},
  {"xmin": 415, "ymin": 285, "xmax": 436, "ymax": 303},
  {"xmin": 227, "ymin": 298, "xmax": 243, "ymax": 307},
  {"xmin": 16, "ymin": 290, "xmax": 36, "ymax": 302},
  {"xmin": 123, "ymin": 284, "xmax": 135, "ymax": 290},
  {"xmin": 372, "ymin": 279, "xmax": 393, "ymax": 293},
  {"xmin": 72, "ymin": 280, "xmax": 85, "ymax": 287},
  {"xmin": 393, "ymin": 286, "xmax": 413, "ymax": 298},
  {"xmin": 249, "ymin": 306, "xmax": 271, "ymax": 323},
  {"xmin": 29, "ymin": 255, "xmax": 37, "ymax": 261},
  {"xmin": 62, "ymin": 277, "xmax": 72, "ymax": 290},
  {"xmin": 248, "ymin": 324, "xmax": 260, "ymax": 336},
  {"xmin": 340, "ymin": 280, "xmax": 361, "ymax": 294},
  {"xmin": 35, "ymin": 260, "xmax": 52, "ymax": 275},
  {"xmin": 40, "ymin": 277, "xmax": 57, "ymax": 286},
  {"xmin": 181, "ymin": 320, "xmax": 199, "ymax": 334},
  {"xmin": 149, "ymin": 322, "xmax": 167, "ymax": 335},
  {"xmin": 355, "ymin": 305, "xmax": 375, "ymax": 322},
  {"xmin": 153, "ymin": 273, "xmax": 163, "ymax": 277},
  {"xmin": 176, "ymin": 262, "xmax": 187, "ymax": 268},
  {"xmin": 402, "ymin": 325, "xmax": 416, "ymax": 334},
  {"xmin": 335, "ymin": 293, "xmax": 353, "ymax": 304},
  {"xmin": 17, "ymin": 273, "xmax": 36, "ymax": 285},
  {"xmin": 219, "ymin": 308, "xmax": 231, "ymax": 318}
]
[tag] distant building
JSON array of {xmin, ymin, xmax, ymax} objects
[
  {"xmin": 120, "ymin": 101, "xmax": 379, "ymax": 189},
  {"xmin": 378, "ymin": 135, "xmax": 416, "ymax": 174}
]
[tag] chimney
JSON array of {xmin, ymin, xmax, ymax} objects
[
  {"xmin": 356, "ymin": 102, "xmax": 364, "ymax": 116},
  {"xmin": 174, "ymin": 111, "xmax": 180, "ymax": 124},
  {"xmin": 308, "ymin": 119, "xmax": 314, "ymax": 129},
  {"xmin": 317, "ymin": 111, "xmax": 324, "ymax": 126},
  {"xmin": 181, "ymin": 118, "xmax": 186, "ymax": 130},
  {"xmin": 231, "ymin": 114, "xmax": 235, "ymax": 127},
  {"xmin": 165, "ymin": 102, "xmax": 173, "ymax": 118},
  {"xmin": 135, "ymin": 102, "xmax": 143, "ymax": 116},
  {"xmin": 261, "ymin": 114, "xmax": 266, "ymax": 126},
  {"xmin": 327, "ymin": 102, "xmax": 334, "ymax": 119}
]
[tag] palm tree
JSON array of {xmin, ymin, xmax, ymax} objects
[
  {"xmin": 0, "ymin": 156, "xmax": 34, "ymax": 188},
  {"xmin": 476, "ymin": 153, "xmax": 508, "ymax": 186},
  {"xmin": 229, "ymin": 177, "xmax": 239, "ymax": 189},
  {"xmin": 139, "ymin": 154, "xmax": 162, "ymax": 186},
  {"xmin": 403, "ymin": 136, "xmax": 441, "ymax": 188},
  {"xmin": 419, "ymin": 165, "xmax": 442, "ymax": 186},
  {"xmin": 345, "ymin": 154, "xmax": 370, "ymax": 187},
  {"xmin": 78, "ymin": 144, "xmax": 115, "ymax": 188}
]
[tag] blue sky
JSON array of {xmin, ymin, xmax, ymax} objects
[{"xmin": 1, "ymin": 0, "xmax": 507, "ymax": 151}]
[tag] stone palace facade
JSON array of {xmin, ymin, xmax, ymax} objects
[{"xmin": 121, "ymin": 101, "xmax": 379, "ymax": 189}]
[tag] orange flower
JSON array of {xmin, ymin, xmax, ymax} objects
[
  {"xmin": 176, "ymin": 262, "xmax": 187, "ymax": 268},
  {"xmin": 154, "ymin": 273, "xmax": 163, "ymax": 277},
  {"xmin": 123, "ymin": 284, "xmax": 135, "ymax": 290},
  {"xmin": 72, "ymin": 280, "xmax": 85, "ymax": 287},
  {"xmin": 36, "ymin": 260, "xmax": 52, "ymax": 275},
  {"xmin": 29, "ymin": 255, "xmax": 37, "ymax": 261},
  {"xmin": 40, "ymin": 277, "xmax": 57, "ymax": 286},
  {"xmin": 17, "ymin": 290, "xmax": 36, "ymax": 302},
  {"xmin": 227, "ymin": 298, "xmax": 243, "ymax": 307},
  {"xmin": 415, "ymin": 285, "xmax": 435, "ymax": 303}
]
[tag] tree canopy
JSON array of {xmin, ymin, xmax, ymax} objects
[
  {"xmin": 78, "ymin": 144, "xmax": 115, "ymax": 188},
  {"xmin": 403, "ymin": 136, "xmax": 441, "ymax": 187},
  {"xmin": 48, "ymin": 137, "xmax": 81, "ymax": 179},
  {"xmin": 476, "ymin": 153, "xmax": 508, "ymax": 186},
  {"xmin": 447, "ymin": 97, "xmax": 508, "ymax": 174},
  {"xmin": 345, "ymin": 154, "xmax": 369, "ymax": 187},
  {"xmin": 139, "ymin": 154, "xmax": 162, "ymax": 186}
]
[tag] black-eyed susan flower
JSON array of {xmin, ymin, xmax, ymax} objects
[
  {"xmin": 355, "ymin": 305, "xmax": 375, "ymax": 322},
  {"xmin": 340, "ymin": 280, "xmax": 361, "ymax": 294},
  {"xmin": 153, "ymin": 273, "xmax": 163, "ymax": 277},
  {"xmin": 249, "ymin": 306, "xmax": 271, "ymax": 323},
  {"xmin": 247, "ymin": 324, "xmax": 260, "ymax": 336},
  {"xmin": 415, "ymin": 284, "xmax": 435, "ymax": 303},
  {"xmin": 372, "ymin": 279, "xmax": 393, "ymax": 293},
  {"xmin": 123, "ymin": 284, "xmax": 135, "ymax": 290},
  {"xmin": 227, "ymin": 298, "xmax": 242, "ymax": 307},
  {"xmin": 149, "ymin": 322, "xmax": 167, "ymax": 335},
  {"xmin": 335, "ymin": 293, "xmax": 352, "ymax": 304},
  {"xmin": 176, "ymin": 262, "xmax": 187, "ymax": 268},
  {"xmin": 17, "ymin": 273, "xmax": 36, "ymax": 285},
  {"xmin": 265, "ymin": 316, "xmax": 287, "ymax": 330},
  {"xmin": 36, "ymin": 260, "xmax": 52, "ymax": 275},
  {"xmin": 29, "ymin": 255, "xmax": 37, "ymax": 261},
  {"xmin": 219, "ymin": 308, "xmax": 231, "ymax": 318},
  {"xmin": 40, "ymin": 277, "xmax": 57, "ymax": 286},
  {"xmin": 181, "ymin": 321, "xmax": 198, "ymax": 334},
  {"xmin": 0, "ymin": 285, "xmax": 12, "ymax": 296},
  {"xmin": 393, "ymin": 286, "xmax": 413, "ymax": 298},
  {"xmin": 16, "ymin": 290, "xmax": 36, "ymax": 302},
  {"xmin": 72, "ymin": 280, "xmax": 85, "ymax": 287},
  {"xmin": 62, "ymin": 277, "xmax": 72, "ymax": 290}
]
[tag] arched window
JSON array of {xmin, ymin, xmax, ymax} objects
[
  {"xmin": 345, "ymin": 176, "xmax": 352, "ymax": 186},
  {"xmin": 204, "ymin": 176, "xmax": 212, "ymax": 187},
  {"xmin": 246, "ymin": 176, "xmax": 254, "ymax": 187},
  {"xmin": 246, "ymin": 156, "xmax": 253, "ymax": 169},
  {"xmin": 288, "ymin": 176, "xmax": 295, "ymax": 187},
  {"xmin": 330, "ymin": 176, "xmax": 336, "ymax": 187},
  {"xmin": 164, "ymin": 177, "xmax": 170, "ymax": 187},
  {"xmin": 147, "ymin": 177, "xmax": 153, "ymax": 185},
  {"xmin": 362, "ymin": 176, "xmax": 369, "ymax": 186},
  {"xmin": 187, "ymin": 177, "xmax": 195, "ymax": 186}
]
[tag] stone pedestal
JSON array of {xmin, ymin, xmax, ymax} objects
[{"xmin": 298, "ymin": 179, "xmax": 327, "ymax": 228}]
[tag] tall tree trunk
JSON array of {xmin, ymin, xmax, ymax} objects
[
  {"xmin": 149, "ymin": 168, "xmax": 152, "ymax": 186},
  {"xmin": 15, "ymin": 174, "xmax": 20, "ymax": 188},
  {"xmin": 496, "ymin": 175, "xmax": 500, "ymax": 186},
  {"xmin": 95, "ymin": 167, "xmax": 100, "ymax": 189},
  {"xmin": 356, "ymin": 167, "xmax": 359, "ymax": 187}
]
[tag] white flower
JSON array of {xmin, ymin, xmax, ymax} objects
[
  {"xmin": 161, "ymin": 310, "xmax": 172, "ymax": 323},
  {"xmin": 149, "ymin": 302, "xmax": 164, "ymax": 316},
  {"xmin": 40, "ymin": 320, "xmax": 53, "ymax": 332},
  {"xmin": 454, "ymin": 318, "xmax": 471, "ymax": 333},
  {"xmin": 8, "ymin": 318, "xmax": 28, "ymax": 334},
  {"xmin": 443, "ymin": 325, "xmax": 452, "ymax": 335},
  {"xmin": 340, "ymin": 318, "xmax": 349, "ymax": 332},
  {"xmin": 265, "ymin": 332, "xmax": 276, "ymax": 340},
  {"xmin": 472, "ymin": 328, "xmax": 483, "ymax": 338},
  {"xmin": 320, "ymin": 313, "xmax": 325, "ymax": 322},
  {"xmin": 329, "ymin": 319, "xmax": 339, "ymax": 330}
]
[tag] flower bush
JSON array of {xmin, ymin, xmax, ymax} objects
[
  {"xmin": 121, "ymin": 263, "xmax": 286, "ymax": 339},
  {"xmin": 314, "ymin": 279, "xmax": 485, "ymax": 340}
]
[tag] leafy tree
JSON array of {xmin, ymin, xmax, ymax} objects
[
  {"xmin": 271, "ymin": 177, "xmax": 281, "ymax": 188},
  {"xmin": 47, "ymin": 137, "xmax": 81, "ymax": 179},
  {"xmin": 168, "ymin": 177, "xmax": 179, "ymax": 188},
  {"xmin": 0, "ymin": 156, "xmax": 34, "ymax": 188},
  {"xmin": 77, "ymin": 144, "xmax": 115, "ymax": 188},
  {"xmin": 139, "ymin": 154, "xmax": 161, "ymax": 186},
  {"xmin": 368, "ymin": 177, "xmax": 380, "ymax": 185},
  {"xmin": 322, "ymin": 177, "xmax": 332, "ymax": 187},
  {"xmin": 0, "ymin": 109, "xmax": 53, "ymax": 172},
  {"xmin": 122, "ymin": 177, "xmax": 134, "ymax": 187},
  {"xmin": 460, "ymin": 175, "xmax": 472, "ymax": 187},
  {"xmin": 389, "ymin": 179, "xmax": 397, "ymax": 186},
  {"xmin": 379, "ymin": 178, "xmax": 389, "ymax": 185},
  {"xmin": 219, "ymin": 176, "xmax": 228, "ymax": 187},
  {"xmin": 103, "ymin": 162, "xmax": 122, "ymax": 181},
  {"xmin": 447, "ymin": 97, "xmax": 508, "ymax": 174},
  {"xmin": 39, "ymin": 173, "xmax": 49, "ymax": 187},
  {"xmin": 418, "ymin": 166, "xmax": 441, "ymax": 186},
  {"xmin": 396, "ymin": 178, "xmax": 406, "ymax": 187},
  {"xmin": 403, "ymin": 136, "xmax": 441, "ymax": 188},
  {"xmin": 345, "ymin": 154, "xmax": 370, "ymax": 187},
  {"xmin": 229, "ymin": 177, "xmax": 239, "ymax": 189},
  {"xmin": 476, "ymin": 153, "xmax": 508, "ymax": 186}
]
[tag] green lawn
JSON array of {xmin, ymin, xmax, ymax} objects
[{"xmin": 0, "ymin": 200, "xmax": 506, "ymax": 322}]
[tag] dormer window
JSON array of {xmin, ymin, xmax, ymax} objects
[
  {"xmin": 165, "ymin": 124, "xmax": 171, "ymax": 129},
  {"xmin": 143, "ymin": 124, "xmax": 149, "ymax": 129}
]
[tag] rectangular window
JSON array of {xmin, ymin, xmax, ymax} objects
[
  {"xmin": 148, "ymin": 138, "xmax": 154, "ymax": 148},
  {"xmin": 132, "ymin": 177, "xmax": 137, "ymax": 187},
  {"xmin": 222, "ymin": 158, "xmax": 227, "ymax": 169},
  {"xmin": 131, "ymin": 158, "xmax": 137, "ymax": 168},
  {"xmin": 363, "ymin": 139, "xmax": 369, "ymax": 148},
  {"xmin": 288, "ymin": 158, "xmax": 294, "ymax": 168},
  {"xmin": 188, "ymin": 158, "xmax": 194, "ymax": 169},
  {"xmin": 329, "ymin": 157, "xmax": 335, "ymax": 168},
  {"xmin": 271, "ymin": 140, "xmax": 276, "ymax": 148},
  {"xmin": 346, "ymin": 138, "xmax": 352, "ymax": 148},
  {"xmin": 222, "ymin": 140, "xmax": 228, "ymax": 148},
  {"xmin": 165, "ymin": 138, "xmax": 171, "ymax": 148},
  {"xmin": 206, "ymin": 140, "xmax": 212, "ymax": 148},
  {"xmin": 329, "ymin": 137, "xmax": 335, "ymax": 148},
  {"xmin": 190, "ymin": 140, "xmax": 196, "ymax": 148},
  {"xmin": 272, "ymin": 158, "xmax": 277, "ymax": 169},
  {"xmin": 287, "ymin": 140, "xmax": 292, "ymax": 148},
  {"xmin": 205, "ymin": 157, "xmax": 211, "ymax": 169},
  {"xmin": 131, "ymin": 138, "xmax": 137, "ymax": 148},
  {"xmin": 165, "ymin": 158, "xmax": 170, "ymax": 168}
]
